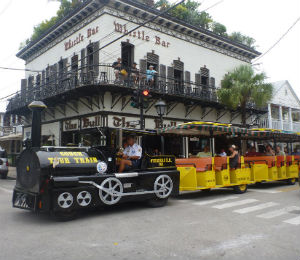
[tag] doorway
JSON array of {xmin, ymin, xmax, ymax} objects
[{"xmin": 121, "ymin": 42, "xmax": 134, "ymax": 69}]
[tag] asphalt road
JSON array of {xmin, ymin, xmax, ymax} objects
[{"xmin": 0, "ymin": 179, "xmax": 299, "ymax": 260}]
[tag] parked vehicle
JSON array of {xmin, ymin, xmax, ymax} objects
[{"xmin": 0, "ymin": 150, "xmax": 8, "ymax": 179}]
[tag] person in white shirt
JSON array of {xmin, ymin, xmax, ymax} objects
[{"xmin": 118, "ymin": 135, "xmax": 142, "ymax": 172}]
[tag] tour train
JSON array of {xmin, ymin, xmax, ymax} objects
[
  {"xmin": 12, "ymin": 101, "xmax": 299, "ymax": 220},
  {"xmin": 159, "ymin": 122, "xmax": 299, "ymax": 194}
]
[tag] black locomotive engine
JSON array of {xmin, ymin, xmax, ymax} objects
[{"xmin": 12, "ymin": 101, "xmax": 179, "ymax": 219}]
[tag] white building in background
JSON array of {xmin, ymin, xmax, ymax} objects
[
  {"xmin": 258, "ymin": 80, "xmax": 300, "ymax": 132},
  {"xmin": 6, "ymin": 0, "xmax": 263, "ymax": 155}
]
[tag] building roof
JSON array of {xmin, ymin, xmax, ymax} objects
[
  {"xmin": 16, "ymin": 0, "xmax": 260, "ymax": 62},
  {"xmin": 271, "ymin": 80, "xmax": 300, "ymax": 109}
]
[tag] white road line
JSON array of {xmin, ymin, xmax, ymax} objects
[
  {"xmin": 192, "ymin": 196, "xmax": 239, "ymax": 206},
  {"xmin": 257, "ymin": 206, "xmax": 300, "ymax": 219},
  {"xmin": 249, "ymin": 189, "xmax": 281, "ymax": 194},
  {"xmin": 233, "ymin": 202, "xmax": 279, "ymax": 214},
  {"xmin": 283, "ymin": 216, "xmax": 300, "ymax": 225},
  {"xmin": 212, "ymin": 199, "xmax": 258, "ymax": 209}
]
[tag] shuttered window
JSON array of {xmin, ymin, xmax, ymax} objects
[{"xmin": 147, "ymin": 53, "xmax": 159, "ymax": 65}]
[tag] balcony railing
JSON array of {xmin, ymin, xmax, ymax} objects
[
  {"xmin": 257, "ymin": 118, "xmax": 300, "ymax": 132},
  {"xmin": 6, "ymin": 63, "xmax": 218, "ymax": 112}
]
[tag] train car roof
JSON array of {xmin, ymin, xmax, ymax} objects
[{"xmin": 158, "ymin": 121, "xmax": 248, "ymax": 137}]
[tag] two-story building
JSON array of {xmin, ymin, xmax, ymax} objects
[
  {"xmin": 257, "ymin": 80, "xmax": 300, "ymax": 132},
  {"xmin": 6, "ymin": 0, "xmax": 263, "ymax": 155}
]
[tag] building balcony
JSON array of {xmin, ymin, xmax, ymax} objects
[
  {"xmin": 257, "ymin": 118, "xmax": 300, "ymax": 132},
  {"xmin": 6, "ymin": 63, "xmax": 220, "ymax": 114}
]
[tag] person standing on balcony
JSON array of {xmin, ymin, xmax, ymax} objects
[
  {"xmin": 146, "ymin": 65, "xmax": 157, "ymax": 86},
  {"xmin": 112, "ymin": 57, "xmax": 123, "ymax": 81},
  {"xmin": 130, "ymin": 62, "xmax": 139, "ymax": 85}
]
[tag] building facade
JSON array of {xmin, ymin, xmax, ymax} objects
[
  {"xmin": 257, "ymin": 81, "xmax": 300, "ymax": 132},
  {"xmin": 6, "ymin": 0, "xmax": 263, "ymax": 152}
]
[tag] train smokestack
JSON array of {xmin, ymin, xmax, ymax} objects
[{"xmin": 28, "ymin": 101, "xmax": 47, "ymax": 148}]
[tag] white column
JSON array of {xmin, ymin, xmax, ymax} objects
[
  {"xmin": 268, "ymin": 103, "xmax": 272, "ymax": 128},
  {"xmin": 288, "ymin": 107, "xmax": 293, "ymax": 131},
  {"xmin": 279, "ymin": 106, "xmax": 283, "ymax": 130}
]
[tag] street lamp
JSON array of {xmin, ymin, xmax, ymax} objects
[{"xmin": 155, "ymin": 99, "xmax": 167, "ymax": 128}]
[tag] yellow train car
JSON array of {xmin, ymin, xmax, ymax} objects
[{"xmin": 158, "ymin": 122, "xmax": 299, "ymax": 194}]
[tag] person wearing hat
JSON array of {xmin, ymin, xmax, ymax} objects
[
  {"xmin": 228, "ymin": 145, "xmax": 239, "ymax": 169},
  {"xmin": 146, "ymin": 65, "xmax": 157, "ymax": 86}
]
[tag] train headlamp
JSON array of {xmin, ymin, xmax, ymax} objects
[{"xmin": 97, "ymin": 161, "xmax": 108, "ymax": 174}]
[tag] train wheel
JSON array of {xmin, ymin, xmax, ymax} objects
[
  {"xmin": 154, "ymin": 175, "xmax": 173, "ymax": 199},
  {"xmin": 233, "ymin": 184, "xmax": 248, "ymax": 194},
  {"xmin": 147, "ymin": 198, "xmax": 168, "ymax": 208},
  {"xmin": 99, "ymin": 177, "xmax": 123, "ymax": 205},
  {"xmin": 286, "ymin": 178, "xmax": 296, "ymax": 185}
]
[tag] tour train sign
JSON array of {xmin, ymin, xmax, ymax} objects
[{"xmin": 63, "ymin": 21, "xmax": 171, "ymax": 51}]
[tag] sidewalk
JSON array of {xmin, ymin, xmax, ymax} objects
[{"xmin": 8, "ymin": 167, "xmax": 16, "ymax": 179}]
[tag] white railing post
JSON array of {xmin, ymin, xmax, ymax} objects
[
  {"xmin": 268, "ymin": 103, "xmax": 272, "ymax": 128},
  {"xmin": 279, "ymin": 106, "xmax": 283, "ymax": 130},
  {"xmin": 289, "ymin": 107, "xmax": 293, "ymax": 131}
]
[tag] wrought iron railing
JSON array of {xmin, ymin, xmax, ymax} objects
[{"xmin": 6, "ymin": 63, "xmax": 219, "ymax": 112}]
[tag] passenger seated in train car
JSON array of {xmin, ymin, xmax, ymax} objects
[
  {"xmin": 292, "ymin": 147, "xmax": 300, "ymax": 155},
  {"xmin": 118, "ymin": 135, "xmax": 142, "ymax": 173},
  {"xmin": 228, "ymin": 145, "xmax": 239, "ymax": 169},
  {"xmin": 284, "ymin": 147, "xmax": 289, "ymax": 155},
  {"xmin": 275, "ymin": 145, "xmax": 285, "ymax": 156},
  {"xmin": 217, "ymin": 148, "xmax": 227, "ymax": 157},
  {"xmin": 246, "ymin": 146, "xmax": 261, "ymax": 156},
  {"xmin": 265, "ymin": 144, "xmax": 275, "ymax": 156},
  {"xmin": 194, "ymin": 145, "xmax": 211, "ymax": 158},
  {"xmin": 152, "ymin": 148, "xmax": 161, "ymax": 156}
]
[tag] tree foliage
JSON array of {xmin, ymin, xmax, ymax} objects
[
  {"xmin": 20, "ymin": 0, "xmax": 256, "ymax": 49},
  {"xmin": 217, "ymin": 65, "xmax": 273, "ymax": 126},
  {"xmin": 19, "ymin": 0, "xmax": 84, "ymax": 49}
]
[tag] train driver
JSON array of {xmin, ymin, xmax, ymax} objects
[{"xmin": 118, "ymin": 135, "xmax": 142, "ymax": 173}]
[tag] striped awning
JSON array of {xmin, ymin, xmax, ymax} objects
[
  {"xmin": 158, "ymin": 122, "xmax": 249, "ymax": 136},
  {"xmin": 244, "ymin": 128, "xmax": 300, "ymax": 141}
]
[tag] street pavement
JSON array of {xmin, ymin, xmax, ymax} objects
[{"xmin": 0, "ymin": 178, "xmax": 299, "ymax": 260}]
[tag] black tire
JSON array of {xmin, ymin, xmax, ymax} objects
[
  {"xmin": 51, "ymin": 210, "xmax": 77, "ymax": 221},
  {"xmin": 147, "ymin": 197, "xmax": 168, "ymax": 208},
  {"xmin": 286, "ymin": 178, "xmax": 296, "ymax": 185},
  {"xmin": 233, "ymin": 184, "xmax": 248, "ymax": 194},
  {"xmin": 0, "ymin": 172, "xmax": 8, "ymax": 179}
]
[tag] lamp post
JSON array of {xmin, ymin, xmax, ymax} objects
[
  {"xmin": 155, "ymin": 99, "xmax": 167, "ymax": 154},
  {"xmin": 155, "ymin": 99, "xmax": 167, "ymax": 128}
]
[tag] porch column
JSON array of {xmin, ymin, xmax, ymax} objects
[
  {"xmin": 279, "ymin": 106, "xmax": 283, "ymax": 130},
  {"xmin": 288, "ymin": 107, "xmax": 293, "ymax": 131},
  {"xmin": 268, "ymin": 103, "xmax": 272, "ymax": 128}
]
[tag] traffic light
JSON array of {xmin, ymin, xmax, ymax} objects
[
  {"xmin": 142, "ymin": 89, "xmax": 149, "ymax": 97},
  {"xmin": 130, "ymin": 90, "xmax": 139, "ymax": 108},
  {"xmin": 141, "ymin": 89, "xmax": 150, "ymax": 109}
]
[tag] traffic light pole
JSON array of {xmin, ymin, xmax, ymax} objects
[{"xmin": 139, "ymin": 90, "xmax": 144, "ymax": 130}]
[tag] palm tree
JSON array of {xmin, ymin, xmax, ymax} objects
[{"xmin": 217, "ymin": 65, "xmax": 273, "ymax": 126}]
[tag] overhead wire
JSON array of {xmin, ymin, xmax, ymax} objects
[{"xmin": 254, "ymin": 16, "xmax": 300, "ymax": 62}]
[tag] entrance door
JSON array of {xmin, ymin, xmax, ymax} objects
[{"xmin": 121, "ymin": 42, "xmax": 134, "ymax": 69}]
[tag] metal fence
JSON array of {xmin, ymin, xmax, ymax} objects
[{"xmin": 6, "ymin": 63, "xmax": 218, "ymax": 112}]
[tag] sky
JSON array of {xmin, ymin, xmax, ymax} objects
[{"xmin": 0, "ymin": 0, "xmax": 299, "ymax": 112}]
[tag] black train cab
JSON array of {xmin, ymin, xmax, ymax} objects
[{"xmin": 12, "ymin": 102, "xmax": 179, "ymax": 220}]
